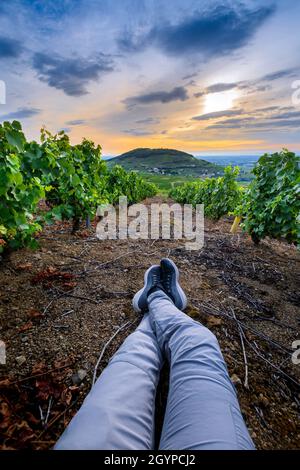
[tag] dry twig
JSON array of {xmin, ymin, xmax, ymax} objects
[{"xmin": 92, "ymin": 320, "xmax": 134, "ymax": 386}]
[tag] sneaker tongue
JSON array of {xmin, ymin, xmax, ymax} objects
[{"xmin": 147, "ymin": 284, "xmax": 164, "ymax": 298}]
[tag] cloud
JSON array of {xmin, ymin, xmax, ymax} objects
[
  {"xmin": 119, "ymin": 4, "xmax": 275, "ymax": 58},
  {"xmin": 206, "ymin": 117, "xmax": 255, "ymax": 129},
  {"xmin": 253, "ymin": 119, "xmax": 300, "ymax": 128},
  {"xmin": 122, "ymin": 128, "xmax": 153, "ymax": 136},
  {"xmin": 205, "ymin": 82, "xmax": 238, "ymax": 94},
  {"xmin": 255, "ymin": 106, "xmax": 279, "ymax": 113},
  {"xmin": 205, "ymin": 106, "xmax": 300, "ymax": 129},
  {"xmin": 0, "ymin": 107, "xmax": 41, "ymax": 120},
  {"xmin": 182, "ymin": 72, "xmax": 198, "ymax": 80},
  {"xmin": 192, "ymin": 109, "xmax": 243, "ymax": 121},
  {"xmin": 33, "ymin": 52, "xmax": 115, "ymax": 96},
  {"xmin": 207, "ymin": 117, "xmax": 300, "ymax": 130},
  {"xmin": 261, "ymin": 68, "xmax": 299, "ymax": 82},
  {"xmin": 65, "ymin": 119, "xmax": 86, "ymax": 125},
  {"xmin": 271, "ymin": 111, "xmax": 300, "ymax": 120},
  {"xmin": 123, "ymin": 86, "xmax": 189, "ymax": 108},
  {"xmin": 194, "ymin": 82, "xmax": 239, "ymax": 98},
  {"xmin": 194, "ymin": 91, "xmax": 205, "ymax": 98},
  {"xmin": 135, "ymin": 117, "xmax": 160, "ymax": 124},
  {"xmin": 250, "ymin": 84, "xmax": 272, "ymax": 93},
  {"xmin": 0, "ymin": 36, "xmax": 23, "ymax": 58}
]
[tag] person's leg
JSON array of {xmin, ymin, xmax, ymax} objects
[
  {"xmin": 148, "ymin": 290, "xmax": 255, "ymax": 450},
  {"xmin": 55, "ymin": 315, "xmax": 163, "ymax": 450}
]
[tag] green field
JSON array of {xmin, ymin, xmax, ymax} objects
[
  {"xmin": 140, "ymin": 173, "xmax": 203, "ymax": 194},
  {"xmin": 141, "ymin": 173, "xmax": 250, "ymax": 195}
]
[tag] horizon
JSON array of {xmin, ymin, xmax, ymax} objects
[{"xmin": 0, "ymin": 0, "xmax": 300, "ymax": 155}]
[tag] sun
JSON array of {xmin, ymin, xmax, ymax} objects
[{"xmin": 203, "ymin": 89, "xmax": 240, "ymax": 114}]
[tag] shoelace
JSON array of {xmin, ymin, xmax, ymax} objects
[{"xmin": 165, "ymin": 273, "xmax": 172, "ymax": 292}]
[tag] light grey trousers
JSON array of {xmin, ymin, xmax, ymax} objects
[{"xmin": 55, "ymin": 291, "xmax": 255, "ymax": 450}]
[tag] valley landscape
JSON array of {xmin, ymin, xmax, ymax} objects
[{"xmin": 0, "ymin": 0, "xmax": 300, "ymax": 456}]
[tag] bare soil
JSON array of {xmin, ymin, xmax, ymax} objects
[{"xmin": 0, "ymin": 197, "xmax": 299, "ymax": 450}]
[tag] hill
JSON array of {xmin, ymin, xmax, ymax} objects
[{"xmin": 107, "ymin": 148, "xmax": 222, "ymax": 176}]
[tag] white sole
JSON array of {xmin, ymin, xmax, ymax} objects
[
  {"xmin": 166, "ymin": 258, "xmax": 188, "ymax": 310},
  {"xmin": 132, "ymin": 265, "xmax": 160, "ymax": 313}
]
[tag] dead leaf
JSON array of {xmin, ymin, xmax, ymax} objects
[
  {"xmin": 0, "ymin": 401, "xmax": 12, "ymax": 430},
  {"xmin": 77, "ymin": 230, "xmax": 90, "ymax": 238},
  {"xmin": 35, "ymin": 379, "xmax": 62, "ymax": 401},
  {"xmin": 31, "ymin": 362, "xmax": 47, "ymax": 375},
  {"xmin": 19, "ymin": 321, "xmax": 33, "ymax": 332},
  {"xmin": 31, "ymin": 267, "xmax": 74, "ymax": 287},
  {"xmin": 27, "ymin": 309, "xmax": 44, "ymax": 319},
  {"xmin": 60, "ymin": 388, "xmax": 72, "ymax": 406},
  {"xmin": 0, "ymin": 379, "xmax": 11, "ymax": 388},
  {"xmin": 25, "ymin": 412, "xmax": 40, "ymax": 426},
  {"xmin": 16, "ymin": 263, "xmax": 33, "ymax": 271},
  {"xmin": 62, "ymin": 281, "xmax": 77, "ymax": 291},
  {"xmin": 7, "ymin": 420, "xmax": 34, "ymax": 442},
  {"xmin": 206, "ymin": 316, "xmax": 223, "ymax": 327}
]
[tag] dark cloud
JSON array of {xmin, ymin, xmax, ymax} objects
[
  {"xmin": 135, "ymin": 117, "xmax": 160, "ymax": 124},
  {"xmin": 205, "ymin": 82, "xmax": 238, "ymax": 93},
  {"xmin": 254, "ymin": 119, "xmax": 300, "ymax": 128},
  {"xmin": 33, "ymin": 52, "xmax": 115, "ymax": 96},
  {"xmin": 280, "ymin": 106, "xmax": 295, "ymax": 112},
  {"xmin": 207, "ymin": 107, "xmax": 299, "ymax": 128},
  {"xmin": 271, "ymin": 111, "xmax": 300, "ymax": 120},
  {"xmin": 119, "ymin": 5, "xmax": 275, "ymax": 58},
  {"xmin": 194, "ymin": 91, "xmax": 205, "ymax": 98},
  {"xmin": 65, "ymin": 119, "xmax": 86, "ymax": 125},
  {"xmin": 122, "ymin": 129, "xmax": 153, "ymax": 136},
  {"xmin": 194, "ymin": 82, "xmax": 239, "ymax": 98},
  {"xmin": 207, "ymin": 117, "xmax": 300, "ymax": 130},
  {"xmin": 0, "ymin": 107, "xmax": 41, "ymax": 120},
  {"xmin": 256, "ymin": 106, "xmax": 279, "ymax": 113},
  {"xmin": 123, "ymin": 86, "xmax": 188, "ymax": 108},
  {"xmin": 206, "ymin": 117, "xmax": 255, "ymax": 129},
  {"xmin": 0, "ymin": 36, "xmax": 23, "ymax": 58},
  {"xmin": 261, "ymin": 68, "xmax": 298, "ymax": 82},
  {"xmin": 192, "ymin": 109, "xmax": 243, "ymax": 121},
  {"xmin": 182, "ymin": 72, "xmax": 198, "ymax": 80}
]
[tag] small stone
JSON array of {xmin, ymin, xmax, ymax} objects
[
  {"xmin": 77, "ymin": 369, "xmax": 87, "ymax": 381},
  {"xmin": 231, "ymin": 374, "xmax": 242, "ymax": 386},
  {"xmin": 258, "ymin": 393, "xmax": 269, "ymax": 407},
  {"xmin": 16, "ymin": 355, "xmax": 26, "ymax": 365},
  {"xmin": 251, "ymin": 432, "xmax": 257, "ymax": 439},
  {"xmin": 72, "ymin": 369, "xmax": 87, "ymax": 385},
  {"xmin": 21, "ymin": 336, "xmax": 28, "ymax": 343}
]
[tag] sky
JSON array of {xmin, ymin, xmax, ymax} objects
[{"xmin": 0, "ymin": 0, "xmax": 300, "ymax": 156}]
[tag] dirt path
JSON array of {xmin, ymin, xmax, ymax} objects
[{"xmin": 0, "ymin": 197, "xmax": 299, "ymax": 449}]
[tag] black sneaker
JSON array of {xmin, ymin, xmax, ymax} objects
[
  {"xmin": 160, "ymin": 258, "xmax": 187, "ymax": 310},
  {"xmin": 132, "ymin": 265, "xmax": 161, "ymax": 313}
]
